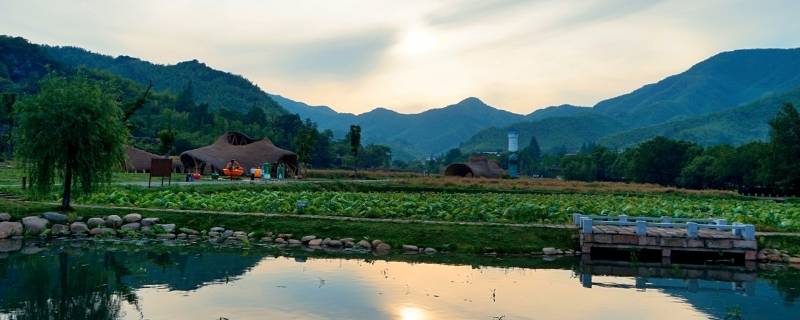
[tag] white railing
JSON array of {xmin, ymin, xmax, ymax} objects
[{"xmin": 573, "ymin": 214, "xmax": 755, "ymax": 241}]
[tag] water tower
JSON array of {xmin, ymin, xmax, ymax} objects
[{"xmin": 507, "ymin": 130, "xmax": 519, "ymax": 178}]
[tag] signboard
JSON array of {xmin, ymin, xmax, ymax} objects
[{"xmin": 149, "ymin": 158, "xmax": 173, "ymax": 187}]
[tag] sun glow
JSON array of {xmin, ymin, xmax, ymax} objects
[
  {"xmin": 398, "ymin": 306, "xmax": 426, "ymax": 320},
  {"xmin": 400, "ymin": 27, "xmax": 437, "ymax": 55}
]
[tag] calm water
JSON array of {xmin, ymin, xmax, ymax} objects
[{"xmin": 0, "ymin": 240, "xmax": 798, "ymax": 320}]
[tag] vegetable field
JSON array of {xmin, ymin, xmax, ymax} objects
[{"xmin": 80, "ymin": 188, "xmax": 800, "ymax": 231}]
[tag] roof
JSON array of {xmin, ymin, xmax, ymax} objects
[
  {"xmin": 179, "ymin": 132, "xmax": 298, "ymax": 174},
  {"xmin": 443, "ymin": 155, "xmax": 504, "ymax": 178}
]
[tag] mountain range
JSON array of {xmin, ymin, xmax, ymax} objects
[{"xmin": 3, "ymin": 34, "xmax": 800, "ymax": 161}]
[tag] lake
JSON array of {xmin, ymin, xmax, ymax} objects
[{"xmin": 0, "ymin": 240, "xmax": 798, "ymax": 319}]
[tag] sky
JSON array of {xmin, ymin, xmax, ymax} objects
[{"xmin": 1, "ymin": 0, "xmax": 800, "ymax": 115}]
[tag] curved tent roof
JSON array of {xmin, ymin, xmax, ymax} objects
[
  {"xmin": 124, "ymin": 146, "xmax": 181, "ymax": 172},
  {"xmin": 444, "ymin": 155, "xmax": 503, "ymax": 178},
  {"xmin": 180, "ymin": 132, "xmax": 298, "ymax": 174}
]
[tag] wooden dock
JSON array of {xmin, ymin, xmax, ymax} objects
[{"xmin": 574, "ymin": 214, "xmax": 758, "ymax": 261}]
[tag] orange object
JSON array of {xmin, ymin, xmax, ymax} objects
[
  {"xmin": 223, "ymin": 168, "xmax": 245, "ymax": 177},
  {"xmin": 254, "ymin": 168, "xmax": 262, "ymax": 178},
  {"xmin": 191, "ymin": 172, "xmax": 201, "ymax": 180}
]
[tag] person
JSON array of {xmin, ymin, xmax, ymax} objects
[{"xmin": 226, "ymin": 159, "xmax": 241, "ymax": 170}]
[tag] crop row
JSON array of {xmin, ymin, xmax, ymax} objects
[{"xmin": 80, "ymin": 189, "xmax": 800, "ymax": 231}]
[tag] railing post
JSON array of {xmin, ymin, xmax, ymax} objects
[
  {"xmin": 581, "ymin": 218, "xmax": 593, "ymax": 234},
  {"xmin": 573, "ymin": 213, "xmax": 583, "ymax": 225},
  {"xmin": 687, "ymin": 222, "xmax": 698, "ymax": 238},
  {"xmin": 743, "ymin": 225, "xmax": 755, "ymax": 241},
  {"xmin": 732, "ymin": 223, "xmax": 743, "ymax": 237},
  {"xmin": 619, "ymin": 215, "xmax": 628, "ymax": 223},
  {"xmin": 636, "ymin": 220, "xmax": 647, "ymax": 236}
]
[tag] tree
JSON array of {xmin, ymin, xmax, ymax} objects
[
  {"xmin": 294, "ymin": 119, "xmax": 318, "ymax": 174},
  {"xmin": 348, "ymin": 125, "xmax": 361, "ymax": 175},
  {"xmin": 157, "ymin": 127, "xmax": 176, "ymax": 155},
  {"xmin": 14, "ymin": 74, "xmax": 127, "ymax": 209},
  {"xmin": 768, "ymin": 103, "xmax": 800, "ymax": 195},
  {"xmin": 0, "ymin": 93, "xmax": 16, "ymax": 160},
  {"xmin": 626, "ymin": 136, "xmax": 700, "ymax": 186},
  {"xmin": 442, "ymin": 148, "xmax": 463, "ymax": 165},
  {"xmin": 174, "ymin": 81, "xmax": 195, "ymax": 113}
]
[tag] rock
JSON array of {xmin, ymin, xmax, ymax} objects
[
  {"xmin": 21, "ymin": 246, "xmax": 45, "ymax": 255},
  {"xmin": 222, "ymin": 230, "xmax": 234, "ymax": 238},
  {"xmin": 322, "ymin": 238, "xmax": 332, "ymax": 246},
  {"xmin": 22, "ymin": 216, "xmax": 49, "ymax": 235},
  {"xmin": 340, "ymin": 238, "xmax": 354, "ymax": 242},
  {"xmin": 90, "ymin": 228, "xmax": 116, "ymax": 236},
  {"xmin": 356, "ymin": 240, "xmax": 372, "ymax": 249},
  {"xmin": 274, "ymin": 238, "xmax": 287, "ymax": 244},
  {"xmin": 42, "ymin": 212, "xmax": 68, "ymax": 223},
  {"xmin": 233, "ymin": 231, "xmax": 247, "ymax": 237},
  {"xmin": 141, "ymin": 217, "xmax": 160, "ymax": 226},
  {"xmin": 327, "ymin": 240, "xmax": 343, "ymax": 247},
  {"xmin": 70, "ymin": 222, "xmax": 89, "ymax": 234},
  {"xmin": 375, "ymin": 243, "xmax": 391, "ymax": 251},
  {"xmin": 301, "ymin": 235, "xmax": 317, "ymax": 243},
  {"xmin": 123, "ymin": 213, "xmax": 142, "ymax": 223},
  {"xmin": 208, "ymin": 231, "xmax": 221, "ymax": 238},
  {"xmin": 308, "ymin": 238, "xmax": 323, "ymax": 246},
  {"xmin": 179, "ymin": 228, "xmax": 199, "ymax": 235},
  {"xmin": 141, "ymin": 226, "xmax": 151, "ymax": 233},
  {"xmin": 288, "ymin": 239, "xmax": 302, "ymax": 246},
  {"xmin": 157, "ymin": 233, "xmax": 176, "ymax": 239},
  {"xmin": 260, "ymin": 237, "xmax": 273, "ymax": 243},
  {"xmin": 51, "ymin": 224, "xmax": 69, "ymax": 236},
  {"xmin": 210, "ymin": 227, "xmax": 225, "ymax": 233},
  {"xmin": 105, "ymin": 215, "xmax": 123, "ymax": 228},
  {"xmin": 277, "ymin": 233, "xmax": 293, "ymax": 239},
  {"xmin": 177, "ymin": 233, "xmax": 187, "ymax": 239},
  {"xmin": 371, "ymin": 239, "xmax": 383, "ymax": 247},
  {"xmin": 789, "ymin": 257, "xmax": 800, "ymax": 264},
  {"xmin": 542, "ymin": 247, "xmax": 563, "ymax": 255},
  {"xmin": 402, "ymin": 245, "xmax": 419, "ymax": 252},
  {"xmin": 424, "ymin": 248, "xmax": 437, "ymax": 254},
  {"xmin": 0, "ymin": 213, "xmax": 10, "ymax": 222},
  {"xmin": 158, "ymin": 224, "xmax": 176, "ymax": 233},
  {"xmin": 343, "ymin": 240, "xmax": 354, "ymax": 248},
  {"xmin": 120, "ymin": 223, "xmax": 141, "ymax": 231},
  {"xmin": 87, "ymin": 217, "xmax": 105, "ymax": 228},
  {"xmin": 0, "ymin": 239, "xmax": 22, "ymax": 253},
  {"xmin": 0, "ymin": 222, "xmax": 23, "ymax": 239},
  {"xmin": 235, "ymin": 234, "xmax": 248, "ymax": 242}
]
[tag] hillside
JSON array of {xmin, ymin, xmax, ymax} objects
[
  {"xmin": 460, "ymin": 114, "xmax": 623, "ymax": 153},
  {"xmin": 0, "ymin": 35, "xmax": 64, "ymax": 92},
  {"xmin": 526, "ymin": 104, "xmax": 590, "ymax": 121},
  {"xmin": 45, "ymin": 46, "xmax": 285, "ymax": 115},
  {"xmin": 270, "ymin": 94, "xmax": 357, "ymax": 136},
  {"xmin": 594, "ymin": 48, "xmax": 800, "ymax": 126},
  {"xmin": 599, "ymin": 86, "xmax": 800, "ymax": 149}
]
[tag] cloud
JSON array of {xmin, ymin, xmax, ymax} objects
[{"xmin": 425, "ymin": 0, "xmax": 540, "ymax": 26}]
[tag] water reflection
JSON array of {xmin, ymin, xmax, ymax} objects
[{"xmin": 0, "ymin": 241, "xmax": 798, "ymax": 319}]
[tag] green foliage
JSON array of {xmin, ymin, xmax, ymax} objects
[
  {"xmin": 13, "ymin": 73, "xmax": 127, "ymax": 208},
  {"xmin": 768, "ymin": 103, "xmax": 800, "ymax": 194},
  {"xmin": 625, "ymin": 137, "xmax": 701, "ymax": 186},
  {"xmin": 79, "ymin": 187, "xmax": 800, "ymax": 231}
]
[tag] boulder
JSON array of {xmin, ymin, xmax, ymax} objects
[
  {"xmin": 402, "ymin": 245, "xmax": 419, "ymax": 252},
  {"xmin": 157, "ymin": 233, "xmax": 176, "ymax": 239},
  {"xmin": 277, "ymin": 233, "xmax": 293, "ymax": 239},
  {"xmin": 207, "ymin": 231, "xmax": 221, "ymax": 238},
  {"xmin": 274, "ymin": 238, "xmax": 287, "ymax": 244},
  {"xmin": 22, "ymin": 216, "xmax": 49, "ymax": 235},
  {"xmin": 21, "ymin": 246, "xmax": 45, "ymax": 255},
  {"xmin": 288, "ymin": 239, "xmax": 302, "ymax": 246},
  {"xmin": 87, "ymin": 217, "xmax": 105, "ymax": 229},
  {"xmin": 260, "ymin": 237, "xmax": 273, "ymax": 243},
  {"xmin": 70, "ymin": 222, "xmax": 89, "ymax": 234},
  {"xmin": 327, "ymin": 240, "xmax": 343, "ymax": 247},
  {"xmin": 308, "ymin": 238, "xmax": 323, "ymax": 246},
  {"xmin": 322, "ymin": 238, "xmax": 332, "ymax": 246},
  {"xmin": 42, "ymin": 212, "xmax": 68, "ymax": 223},
  {"xmin": 90, "ymin": 228, "xmax": 116, "ymax": 236},
  {"xmin": 123, "ymin": 213, "xmax": 142, "ymax": 223},
  {"xmin": 301, "ymin": 235, "xmax": 317, "ymax": 243},
  {"xmin": 222, "ymin": 230, "xmax": 234, "ymax": 238},
  {"xmin": 179, "ymin": 228, "xmax": 199, "ymax": 235},
  {"xmin": 210, "ymin": 227, "xmax": 225, "ymax": 233},
  {"xmin": 542, "ymin": 247, "xmax": 563, "ymax": 255},
  {"xmin": 235, "ymin": 234, "xmax": 248, "ymax": 241},
  {"xmin": 0, "ymin": 239, "xmax": 22, "ymax": 253},
  {"xmin": 356, "ymin": 240, "xmax": 372, "ymax": 249},
  {"xmin": 51, "ymin": 224, "xmax": 69, "ymax": 236},
  {"xmin": 424, "ymin": 248, "xmax": 438, "ymax": 254},
  {"xmin": 790, "ymin": 257, "xmax": 800, "ymax": 264},
  {"xmin": 375, "ymin": 243, "xmax": 391, "ymax": 251},
  {"xmin": 158, "ymin": 224, "xmax": 176, "ymax": 233},
  {"xmin": 105, "ymin": 215, "xmax": 123, "ymax": 228},
  {"xmin": 0, "ymin": 213, "xmax": 10, "ymax": 222},
  {"xmin": 371, "ymin": 239, "xmax": 384, "ymax": 247},
  {"xmin": 141, "ymin": 217, "xmax": 160, "ymax": 226},
  {"xmin": 120, "ymin": 223, "xmax": 141, "ymax": 231},
  {"xmin": 0, "ymin": 222, "xmax": 24, "ymax": 239}
]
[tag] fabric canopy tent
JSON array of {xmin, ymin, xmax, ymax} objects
[
  {"xmin": 444, "ymin": 155, "xmax": 503, "ymax": 178},
  {"xmin": 124, "ymin": 146, "xmax": 181, "ymax": 172},
  {"xmin": 180, "ymin": 132, "xmax": 298, "ymax": 175}
]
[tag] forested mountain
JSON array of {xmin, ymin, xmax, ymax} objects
[
  {"xmin": 599, "ymin": 86, "xmax": 800, "ymax": 149},
  {"xmin": 461, "ymin": 48, "xmax": 800, "ymax": 155},
  {"xmin": 594, "ymin": 48, "xmax": 800, "ymax": 126},
  {"xmin": 0, "ymin": 36, "xmax": 64, "ymax": 92},
  {"xmin": 45, "ymin": 46, "xmax": 285, "ymax": 115},
  {"xmin": 271, "ymin": 94, "xmax": 357, "ymax": 137},
  {"xmin": 459, "ymin": 114, "xmax": 622, "ymax": 154},
  {"xmin": 525, "ymin": 104, "xmax": 590, "ymax": 121}
]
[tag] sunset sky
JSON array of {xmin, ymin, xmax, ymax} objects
[{"xmin": 2, "ymin": 0, "xmax": 799, "ymax": 114}]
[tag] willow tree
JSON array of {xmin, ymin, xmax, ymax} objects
[{"xmin": 14, "ymin": 74, "xmax": 127, "ymax": 209}]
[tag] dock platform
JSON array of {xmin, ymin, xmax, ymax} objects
[{"xmin": 574, "ymin": 214, "xmax": 757, "ymax": 261}]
